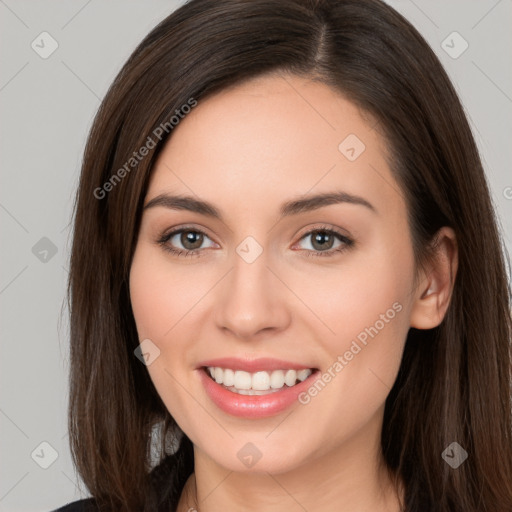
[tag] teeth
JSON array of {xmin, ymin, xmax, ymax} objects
[
  {"xmin": 297, "ymin": 369, "xmax": 311, "ymax": 382},
  {"xmin": 284, "ymin": 369, "xmax": 297, "ymax": 387},
  {"xmin": 223, "ymin": 368, "xmax": 235, "ymax": 387},
  {"xmin": 234, "ymin": 370, "xmax": 252, "ymax": 390},
  {"xmin": 270, "ymin": 370, "xmax": 285, "ymax": 389},
  {"xmin": 252, "ymin": 371, "xmax": 270, "ymax": 391},
  {"xmin": 206, "ymin": 366, "xmax": 313, "ymax": 392}
]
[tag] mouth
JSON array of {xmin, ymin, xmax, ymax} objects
[{"xmin": 196, "ymin": 359, "xmax": 320, "ymax": 418}]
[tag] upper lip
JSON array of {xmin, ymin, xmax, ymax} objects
[{"xmin": 197, "ymin": 357, "xmax": 317, "ymax": 373}]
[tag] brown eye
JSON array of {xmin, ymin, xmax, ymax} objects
[
  {"xmin": 309, "ymin": 230, "xmax": 336, "ymax": 251},
  {"xmin": 295, "ymin": 227, "xmax": 354, "ymax": 258},
  {"xmin": 157, "ymin": 227, "xmax": 216, "ymax": 256},
  {"xmin": 179, "ymin": 230, "xmax": 204, "ymax": 250}
]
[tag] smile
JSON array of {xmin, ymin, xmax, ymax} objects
[
  {"xmin": 206, "ymin": 366, "xmax": 314, "ymax": 395},
  {"xmin": 197, "ymin": 359, "xmax": 320, "ymax": 418}
]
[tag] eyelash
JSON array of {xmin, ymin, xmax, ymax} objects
[{"xmin": 156, "ymin": 224, "xmax": 354, "ymax": 259}]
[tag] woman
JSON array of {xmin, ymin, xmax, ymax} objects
[{"xmin": 55, "ymin": 0, "xmax": 512, "ymax": 510}]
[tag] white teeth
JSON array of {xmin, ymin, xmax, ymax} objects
[
  {"xmin": 284, "ymin": 369, "xmax": 297, "ymax": 387},
  {"xmin": 252, "ymin": 371, "xmax": 270, "ymax": 391},
  {"xmin": 297, "ymin": 369, "xmax": 311, "ymax": 382},
  {"xmin": 223, "ymin": 368, "xmax": 235, "ymax": 387},
  {"xmin": 206, "ymin": 366, "xmax": 313, "ymax": 392},
  {"xmin": 233, "ymin": 370, "xmax": 252, "ymax": 390},
  {"xmin": 270, "ymin": 370, "xmax": 285, "ymax": 389}
]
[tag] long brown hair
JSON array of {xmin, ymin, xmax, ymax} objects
[{"xmin": 67, "ymin": 0, "xmax": 512, "ymax": 510}]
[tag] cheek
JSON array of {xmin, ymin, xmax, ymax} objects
[
  {"xmin": 298, "ymin": 254, "xmax": 412, "ymax": 349},
  {"xmin": 129, "ymin": 246, "xmax": 208, "ymax": 340},
  {"xmin": 295, "ymin": 233, "xmax": 415, "ymax": 400},
  {"xmin": 291, "ymin": 252, "xmax": 412, "ymax": 447},
  {"xmin": 130, "ymin": 272, "xmax": 169, "ymax": 341},
  {"xmin": 129, "ymin": 247, "xmax": 198, "ymax": 422}
]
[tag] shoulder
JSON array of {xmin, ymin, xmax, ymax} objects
[{"xmin": 51, "ymin": 497, "xmax": 99, "ymax": 512}]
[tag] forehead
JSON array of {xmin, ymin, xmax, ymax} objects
[{"xmin": 146, "ymin": 74, "xmax": 400, "ymax": 219}]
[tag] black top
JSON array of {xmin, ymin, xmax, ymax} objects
[
  {"xmin": 51, "ymin": 497, "xmax": 99, "ymax": 512},
  {"xmin": 52, "ymin": 436, "xmax": 197, "ymax": 511}
]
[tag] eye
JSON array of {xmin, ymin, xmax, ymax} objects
[
  {"xmin": 294, "ymin": 226, "xmax": 354, "ymax": 258},
  {"xmin": 157, "ymin": 224, "xmax": 354, "ymax": 259},
  {"xmin": 157, "ymin": 227, "xmax": 217, "ymax": 257}
]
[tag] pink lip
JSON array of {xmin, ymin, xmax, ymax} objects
[
  {"xmin": 197, "ymin": 357, "xmax": 315, "ymax": 373},
  {"xmin": 197, "ymin": 366, "xmax": 319, "ymax": 419}
]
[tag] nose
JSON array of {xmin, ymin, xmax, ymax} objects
[{"xmin": 213, "ymin": 248, "xmax": 291, "ymax": 340}]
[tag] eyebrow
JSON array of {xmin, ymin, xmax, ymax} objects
[{"xmin": 143, "ymin": 191, "xmax": 377, "ymax": 220}]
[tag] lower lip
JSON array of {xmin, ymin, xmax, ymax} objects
[{"xmin": 197, "ymin": 368, "xmax": 319, "ymax": 419}]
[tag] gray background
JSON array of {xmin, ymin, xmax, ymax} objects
[{"xmin": 1, "ymin": 1, "xmax": 511, "ymax": 511}]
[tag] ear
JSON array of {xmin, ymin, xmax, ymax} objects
[{"xmin": 410, "ymin": 227, "xmax": 458, "ymax": 329}]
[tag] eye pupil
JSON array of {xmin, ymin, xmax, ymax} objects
[
  {"xmin": 312, "ymin": 231, "xmax": 334, "ymax": 251},
  {"xmin": 181, "ymin": 231, "xmax": 203, "ymax": 250}
]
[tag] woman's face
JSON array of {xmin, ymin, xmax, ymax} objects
[{"xmin": 129, "ymin": 73, "xmax": 421, "ymax": 474}]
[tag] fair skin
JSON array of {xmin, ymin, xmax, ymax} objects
[{"xmin": 129, "ymin": 73, "xmax": 458, "ymax": 512}]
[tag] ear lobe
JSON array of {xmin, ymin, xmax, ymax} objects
[{"xmin": 410, "ymin": 227, "xmax": 458, "ymax": 330}]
